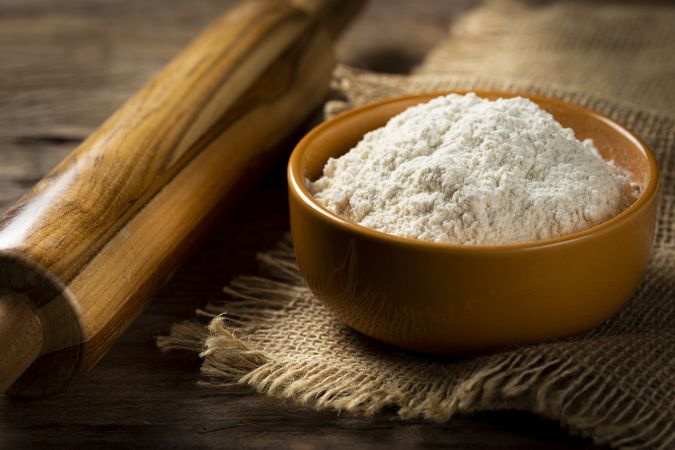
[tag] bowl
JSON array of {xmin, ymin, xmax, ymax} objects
[{"xmin": 287, "ymin": 91, "xmax": 659, "ymax": 354}]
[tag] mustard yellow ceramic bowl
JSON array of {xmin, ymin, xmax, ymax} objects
[{"xmin": 287, "ymin": 91, "xmax": 659, "ymax": 354}]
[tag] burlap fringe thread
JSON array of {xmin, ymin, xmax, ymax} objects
[{"xmin": 158, "ymin": 237, "xmax": 673, "ymax": 449}]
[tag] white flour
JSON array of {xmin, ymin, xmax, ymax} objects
[{"xmin": 309, "ymin": 93, "xmax": 635, "ymax": 245}]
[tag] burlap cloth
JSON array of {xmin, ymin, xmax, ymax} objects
[{"xmin": 159, "ymin": 1, "xmax": 675, "ymax": 448}]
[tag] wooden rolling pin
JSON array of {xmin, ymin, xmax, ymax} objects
[{"xmin": 0, "ymin": 0, "xmax": 364, "ymax": 397}]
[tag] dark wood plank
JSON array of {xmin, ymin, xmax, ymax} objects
[{"xmin": 0, "ymin": 0, "xmax": 605, "ymax": 448}]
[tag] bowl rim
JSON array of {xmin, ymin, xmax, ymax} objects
[{"xmin": 288, "ymin": 90, "xmax": 660, "ymax": 253}]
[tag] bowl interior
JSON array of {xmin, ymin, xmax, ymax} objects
[{"xmin": 301, "ymin": 91, "xmax": 653, "ymax": 197}]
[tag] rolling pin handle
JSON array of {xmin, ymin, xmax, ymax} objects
[
  {"xmin": 292, "ymin": 0, "xmax": 367, "ymax": 38},
  {"xmin": 0, "ymin": 295, "xmax": 43, "ymax": 393}
]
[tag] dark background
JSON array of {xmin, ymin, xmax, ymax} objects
[{"xmin": 0, "ymin": 1, "xmax": 604, "ymax": 448}]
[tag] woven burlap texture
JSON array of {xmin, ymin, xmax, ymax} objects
[{"xmin": 159, "ymin": 1, "xmax": 675, "ymax": 449}]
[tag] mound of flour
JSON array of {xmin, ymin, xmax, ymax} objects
[{"xmin": 309, "ymin": 93, "xmax": 634, "ymax": 245}]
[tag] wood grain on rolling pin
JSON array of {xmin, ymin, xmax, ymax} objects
[{"xmin": 0, "ymin": 0, "xmax": 356, "ymax": 397}]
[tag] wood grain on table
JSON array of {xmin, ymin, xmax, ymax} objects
[{"xmin": 0, "ymin": 0, "xmax": 604, "ymax": 448}]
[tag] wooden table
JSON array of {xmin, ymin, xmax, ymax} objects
[{"xmin": 0, "ymin": 1, "xmax": 604, "ymax": 448}]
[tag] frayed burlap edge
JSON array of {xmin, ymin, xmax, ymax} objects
[{"xmin": 158, "ymin": 236, "xmax": 674, "ymax": 450}]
